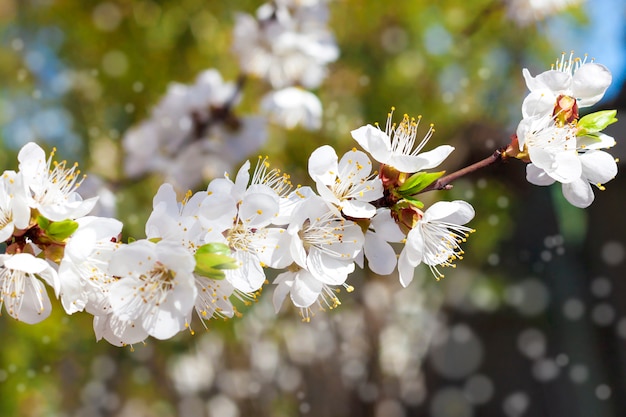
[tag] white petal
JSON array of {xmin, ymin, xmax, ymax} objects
[
  {"xmin": 350, "ymin": 125, "xmax": 391, "ymax": 164},
  {"xmin": 199, "ymin": 192, "xmax": 238, "ymax": 229},
  {"xmin": 341, "ymin": 200, "xmax": 376, "ymax": 219},
  {"xmin": 94, "ymin": 314, "xmax": 148, "ymax": 346},
  {"xmin": 315, "ymin": 180, "xmax": 341, "ymax": 207},
  {"xmin": 290, "ymin": 271, "xmax": 323, "ymax": 308},
  {"xmin": 580, "ymin": 150, "xmax": 618, "ymax": 184},
  {"xmin": 533, "ymin": 70, "xmax": 572, "ymax": 93},
  {"xmin": 397, "ymin": 249, "xmax": 417, "ymax": 288},
  {"xmin": 8, "ymin": 277, "xmax": 52, "ymax": 324},
  {"xmin": 577, "ymin": 133, "xmax": 616, "ymax": 150},
  {"xmin": 288, "ymin": 232, "xmax": 308, "ymax": 269},
  {"xmin": 225, "ymin": 251, "xmax": 265, "ymax": 293},
  {"xmin": 404, "ymin": 226, "xmax": 424, "ymax": 265},
  {"xmin": 562, "ymin": 178, "xmax": 594, "ymax": 208},
  {"xmin": 58, "ymin": 263, "xmax": 87, "ymax": 314},
  {"xmin": 0, "ymin": 224, "xmax": 14, "ymax": 245},
  {"xmin": 371, "ymin": 209, "xmax": 405, "ymax": 242},
  {"xmin": 256, "ymin": 228, "xmax": 289, "ymax": 269},
  {"xmin": 338, "ymin": 149, "xmax": 373, "ymax": 181},
  {"xmin": 521, "ymin": 91, "xmax": 557, "ymax": 119},
  {"xmin": 233, "ymin": 160, "xmax": 251, "ymax": 196},
  {"xmin": 551, "ymin": 151, "xmax": 583, "ymax": 183},
  {"xmin": 388, "ymin": 145, "xmax": 454, "ymax": 173},
  {"xmin": 156, "ymin": 242, "xmax": 196, "ymax": 275},
  {"xmin": 145, "ymin": 284, "xmax": 196, "ymax": 339},
  {"xmin": 572, "ymin": 63, "xmax": 612, "ymax": 107},
  {"xmin": 526, "ymin": 163, "xmax": 556, "ymax": 186},
  {"xmin": 109, "ymin": 278, "xmax": 143, "ymax": 321},
  {"xmin": 272, "ymin": 271, "xmax": 294, "ymax": 313},
  {"xmin": 17, "ymin": 142, "xmax": 46, "ymax": 182},
  {"xmin": 308, "ymin": 145, "xmax": 338, "ymax": 185},
  {"xmin": 39, "ymin": 197, "xmax": 98, "ymax": 221},
  {"xmin": 108, "ymin": 240, "xmax": 155, "ymax": 277},
  {"xmin": 5, "ymin": 253, "xmax": 52, "ymax": 275},
  {"xmin": 363, "ymin": 232, "xmax": 397, "ymax": 275},
  {"xmin": 424, "ymin": 201, "xmax": 475, "ymax": 225},
  {"xmin": 307, "ymin": 247, "xmax": 353, "ymax": 285},
  {"xmin": 239, "ymin": 191, "xmax": 279, "ymax": 228}
]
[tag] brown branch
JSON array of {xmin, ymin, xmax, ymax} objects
[{"xmin": 420, "ymin": 147, "xmax": 507, "ymax": 193}]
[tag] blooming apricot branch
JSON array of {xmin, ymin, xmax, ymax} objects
[{"xmin": 0, "ymin": 0, "xmax": 618, "ymax": 347}]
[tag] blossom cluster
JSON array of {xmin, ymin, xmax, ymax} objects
[
  {"xmin": 121, "ymin": 0, "xmax": 339, "ymax": 192},
  {"xmin": 509, "ymin": 53, "xmax": 618, "ymax": 208},
  {"xmin": 0, "ymin": 0, "xmax": 619, "ymax": 348},
  {"xmin": 0, "ymin": 109, "xmax": 477, "ymax": 346},
  {"xmin": 0, "ymin": 49, "xmax": 618, "ymax": 346},
  {"xmin": 122, "ymin": 69, "xmax": 267, "ymax": 191},
  {"xmin": 233, "ymin": 0, "xmax": 338, "ymax": 130}
]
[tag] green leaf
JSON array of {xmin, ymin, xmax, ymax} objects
[
  {"xmin": 401, "ymin": 196, "xmax": 425, "ymax": 209},
  {"xmin": 578, "ymin": 110, "xmax": 618, "ymax": 136},
  {"xmin": 46, "ymin": 219, "xmax": 79, "ymax": 241},
  {"xmin": 36, "ymin": 216, "xmax": 50, "ymax": 231},
  {"xmin": 194, "ymin": 243, "xmax": 239, "ymax": 280},
  {"xmin": 398, "ymin": 171, "xmax": 444, "ymax": 195},
  {"xmin": 37, "ymin": 216, "xmax": 78, "ymax": 241}
]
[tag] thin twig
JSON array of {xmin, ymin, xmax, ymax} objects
[{"xmin": 420, "ymin": 147, "xmax": 507, "ymax": 193}]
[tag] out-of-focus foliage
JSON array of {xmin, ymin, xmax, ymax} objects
[{"xmin": 1, "ymin": 1, "xmax": 625, "ymax": 417}]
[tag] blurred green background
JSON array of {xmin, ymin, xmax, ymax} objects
[{"xmin": 1, "ymin": 0, "xmax": 626, "ymax": 416}]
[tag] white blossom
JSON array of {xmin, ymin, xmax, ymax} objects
[
  {"xmin": 18, "ymin": 142, "xmax": 97, "ymax": 221},
  {"xmin": 0, "ymin": 171, "xmax": 30, "ymax": 242},
  {"xmin": 351, "ymin": 110, "xmax": 454, "ymax": 174},
  {"xmin": 357, "ymin": 208, "xmax": 405, "ymax": 276},
  {"xmin": 308, "ymin": 145, "xmax": 383, "ymax": 218},
  {"xmin": 58, "ymin": 216, "xmax": 122, "ymax": 315},
  {"xmin": 521, "ymin": 53, "xmax": 612, "ymax": 119},
  {"xmin": 200, "ymin": 162, "xmax": 282, "ymax": 293},
  {"xmin": 516, "ymin": 115, "xmax": 581, "ymax": 184},
  {"xmin": 232, "ymin": 1, "xmax": 338, "ymax": 89},
  {"xmin": 0, "ymin": 252, "xmax": 60, "ymax": 324},
  {"xmin": 273, "ymin": 267, "xmax": 353, "ymax": 321},
  {"xmin": 271, "ymin": 195, "xmax": 363, "ymax": 291},
  {"xmin": 122, "ymin": 70, "xmax": 267, "ymax": 191},
  {"xmin": 261, "ymin": 87, "xmax": 323, "ymax": 130},
  {"xmin": 107, "ymin": 240, "xmax": 197, "ymax": 341},
  {"xmin": 398, "ymin": 201, "xmax": 474, "ymax": 286},
  {"xmin": 527, "ymin": 149, "xmax": 617, "ymax": 208},
  {"xmin": 144, "ymin": 184, "xmax": 237, "ymax": 324}
]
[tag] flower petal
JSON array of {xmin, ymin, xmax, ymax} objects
[
  {"xmin": 350, "ymin": 125, "xmax": 391, "ymax": 164},
  {"xmin": 290, "ymin": 270, "xmax": 323, "ymax": 308},
  {"xmin": 562, "ymin": 178, "xmax": 594, "ymax": 208},
  {"xmin": 388, "ymin": 145, "xmax": 454, "ymax": 173},
  {"xmin": 423, "ymin": 201, "xmax": 474, "ymax": 225},
  {"xmin": 526, "ymin": 163, "xmax": 556, "ymax": 186},
  {"xmin": 580, "ymin": 150, "xmax": 618, "ymax": 184},
  {"xmin": 6, "ymin": 276, "xmax": 52, "ymax": 324},
  {"xmin": 308, "ymin": 145, "xmax": 338, "ymax": 185},
  {"xmin": 572, "ymin": 63, "xmax": 612, "ymax": 107},
  {"xmin": 397, "ymin": 248, "xmax": 417, "ymax": 288},
  {"xmin": 577, "ymin": 132, "xmax": 616, "ymax": 150},
  {"xmin": 364, "ymin": 232, "xmax": 397, "ymax": 275}
]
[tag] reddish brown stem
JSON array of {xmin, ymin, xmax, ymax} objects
[{"xmin": 420, "ymin": 147, "xmax": 507, "ymax": 193}]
